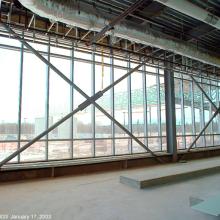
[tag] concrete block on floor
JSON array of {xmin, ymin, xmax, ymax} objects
[{"xmin": 120, "ymin": 157, "xmax": 220, "ymax": 189}]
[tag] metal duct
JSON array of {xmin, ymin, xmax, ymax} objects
[
  {"xmin": 18, "ymin": 0, "xmax": 220, "ymax": 68},
  {"xmin": 154, "ymin": 0, "xmax": 220, "ymax": 30}
]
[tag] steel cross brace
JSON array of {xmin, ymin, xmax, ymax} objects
[
  {"xmin": 0, "ymin": 23, "xmax": 163, "ymax": 168},
  {"xmin": 178, "ymin": 75, "xmax": 220, "ymax": 161}
]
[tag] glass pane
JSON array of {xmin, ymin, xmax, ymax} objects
[
  {"xmin": 147, "ymin": 75, "xmax": 158, "ymax": 136},
  {"xmin": 0, "ymin": 49, "xmax": 20, "ymax": 141},
  {"xmin": 73, "ymin": 140, "xmax": 93, "ymax": 158},
  {"xmin": 95, "ymin": 64, "xmax": 110, "ymax": 92},
  {"xmin": 95, "ymin": 139, "xmax": 112, "ymax": 156},
  {"xmin": 114, "ymin": 68, "xmax": 129, "ymax": 137},
  {"xmin": 148, "ymin": 138, "xmax": 160, "ymax": 151},
  {"xmin": 131, "ymin": 72, "xmax": 144, "ymax": 137},
  {"xmin": 21, "ymin": 52, "xmax": 46, "ymax": 140},
  {"xmin": 74, "ymin": 107, "xmax": 92, "ymax": 138},
  {"xmin": 132, "ymin": 138, "xmax": 146, "ymax": 153},
  {"xmin": 160, "ymin": 77, "xmax": 166, "ymax": 136},
  {"xmin": 95, "ymin": 109, "xmax": 112, "ymax": 138},
  {"xmin": 214, "ymin": 135, "xmax": 220, "ymax": 146},
  {"xmin": 49, "ymin": 66, "xmax": 71, "ymax": 139},
  {"xmin": 20, "ymin": 141, "xmax": 46, "ymax": 162},
  {"xmin": 51, "ymin": 56, "xmax": 71, "ymax": 78},
  {"xmin": 115, "ymin": 138, "xmax": 131, "ymax": 155},
  {"xmin": 0, "ymin": 36, "xmax": 20, "ymax": 47},
  {"xmin": 48, "ymin": 141, "xmax": 71, "ymax": 160},
  {"xmin": 0, "ymin": 142, "xmax": 18, "ymax": 163}
]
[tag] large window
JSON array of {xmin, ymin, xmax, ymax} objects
[
  {"xmin": 174, "ymin": 73, "xmax": 220, "ymax": 149},
  {"xmin": 0, "ymin": 40, "xmax": 20, "ymax": 162},
  {"xmin": 1, "ymin": 32, "xmax": 219, "ymax": 165}
]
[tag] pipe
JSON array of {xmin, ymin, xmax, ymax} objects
[
  {"xmin": 18, "ymin": 0, "xmax": 220, "ymax": 68},
  {"xmin": 154, "ymin": 0, "xmax": 220, "ymax": 30}
]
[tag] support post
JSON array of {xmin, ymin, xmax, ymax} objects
[{"xmin": 164, "ymin": 61, "xmax": 177, "ymax": 162}]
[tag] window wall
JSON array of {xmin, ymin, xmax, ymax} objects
[
  {"xmin": 0, "ymin": 32, "xmax": 219, "ymax": 165},
  {"xmin": 174, "ymin": 72, "xmax": 220, "ymax": 149}
]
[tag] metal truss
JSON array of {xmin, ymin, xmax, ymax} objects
[{"xmin": 0, "ymin": 23, "xmax": 164, "ymax": 168}]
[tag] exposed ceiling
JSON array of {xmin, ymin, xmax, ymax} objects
[
  {"xmin": 2, "ymin": 0, "xmax": 220, "ymax": 52},
  {"xmin": 0, "ymin": 0, "xmax": 220, "ymax": 73}
]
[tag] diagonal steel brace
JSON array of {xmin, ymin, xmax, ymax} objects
[
  {"xmin": 0, "ymin": 23, "xmax": 164, "ymax": 167},
  {"xmin": 179, "ymin": 76, "xmax": 220, "ymax": 161}
]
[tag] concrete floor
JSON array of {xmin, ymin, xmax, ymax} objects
[{"xmin": 1, "ymin": 161, "xmax": 220, "ymax": 220}]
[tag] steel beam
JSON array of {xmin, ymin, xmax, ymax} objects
[
  {"xmin": 45, "ymin": 22, "xmax": 54, "ymax": 35},
  {"xmin": 63, "ymin": 26, "xmax": 73, "ymax": 39},
  {"xmin": 27, "ymin": 14, "xmax": 35, "ymax": 30},
  {"xmin": 88, "ymin": 0, "xmax": 147, "ymax": 45},
  {"xmin": 0, "ymin": 23, "xmax": 163, "ymax": 167},
  {"xmin": 80, "ymin": 30, "xmax": 91, "ymax": 41}
]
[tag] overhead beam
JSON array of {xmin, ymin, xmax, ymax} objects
[
  {"xmin": 63, "ymin": 26, "xmax": 73, "ymax": 39},
  {"xmin": 45, "ymin": 21, "xmax": 56, "ymax": 35},
  {"xmin": 17, "ymin": 0, "xmax": 220, "ymax": 67},
  {"xmin": 80, "ymin": 30, "xmax": 91, "ymax": 41},
  {"xmin": 186, "ymin": 24, "xmax": 216, "ymax": 42},
  {"xmin": 88, "ymin": 0, "xmax": 147, "ymax": 45},
  {"xmin": 27, "ymin": 14, "xmax": 35, "ymax": 30},
  {"xmin": 154, "ymin": 0, "xmax": 220, "ymax": 30}
]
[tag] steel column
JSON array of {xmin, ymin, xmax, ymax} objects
[
  {"xmin": 45, "ymin": 36, "xmax": 50, "ymax": 161},
  {"xmin": 143, "ymin": 61, "xmax": 148, "ymax": 148},
  {"xmin": 92, "ymin": 45, "xmax": 96, "ymax": 157},
  {"xmin": 164, "ymin": 60, "xmax": 177, "ymax": 161},
  {"xmin": 180, "ymin": 75, "xmax": 186, "ymax": 148},
  {"xmin": 156, "ymin": 67, "xmax": 162, "ymax": 150},
  {"xmin": 70, "ymin": 42, "xmax": 74, "ymax": 158},
  {"xmin": 17, "ymin": 31, "xmax": 24, "ymax": 163},
  {"xmin": 110, "ymin": 46, "xmax": 115, "ymax": 155},
  {"xmin": 200, "ymin": 77, "xmax": 206, "ymax": 147},
  {"xmin": 209, "ymin": 82, "xmax": 214, "ymax": 146},
  {"xmin": 127, "ymin": 51, "xmax": 132, "ymax": 153},
  {"xmin": 191, "ymin": 81, "xmax": 196, "ymax": 147}
]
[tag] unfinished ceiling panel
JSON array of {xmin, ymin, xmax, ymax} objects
[{"xmin": 18, "ymin": 0, "xmax": 220, "ymax": 68}]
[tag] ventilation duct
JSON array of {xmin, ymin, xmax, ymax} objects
[{"xmin": 18, "ymin": 0, "xmax": 220, "ymax": 68}]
